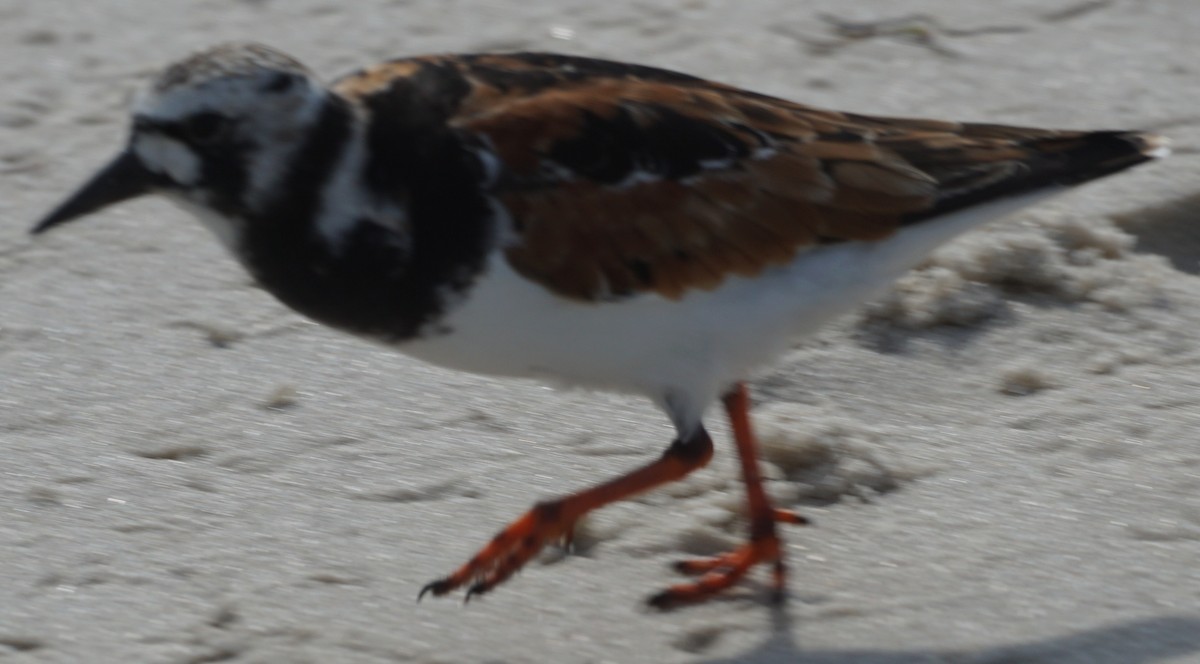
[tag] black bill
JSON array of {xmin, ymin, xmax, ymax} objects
[{"xmin": 31, "ymin": 150, "xmax": 163, "ymax": 235}]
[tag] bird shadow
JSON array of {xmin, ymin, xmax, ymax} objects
[
  {"xmin": 851, "ymin": 189, "xmax": 1200, "ymax": 356},
  {"xmin": 1114, "ymin": 190, "xmax": 1200, "ymax": 275},
  {"xmin": 701, "ymin": 607, "xmax": 1200, "ymax": 664},
  {"xmin": 850, "ymin": 303, "xmax": 1018, "ymax": 357}
]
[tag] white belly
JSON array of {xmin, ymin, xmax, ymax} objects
[{"xmin": 398, "ymin": 190, "xmax": 1059, "ymax": 420}]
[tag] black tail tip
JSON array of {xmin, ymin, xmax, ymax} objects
[{"xmin": 1052, "ymin": 130, "xmax": 1170, "ymax": 187}]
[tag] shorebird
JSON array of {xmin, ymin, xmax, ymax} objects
[{"xmin": 33, "ymin": 43, "xmax": 1166, "ymax": 607}]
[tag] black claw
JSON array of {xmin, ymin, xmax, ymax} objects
[
  {"xmin": 465, "ymin": 582, "xmax": 490, "ymax": 604},
  {"xmin": 418, "ymin": 579, "xmax": 452, "ymax": 601},
  {"xmin": 646, "ymin": 590, "xmax": 680, "ymax": 611}
]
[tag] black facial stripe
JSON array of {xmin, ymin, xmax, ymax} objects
[
  {"xmin": 183, "ymin": 112, "xmax": 228, "ymax": 143},
  {"xmin": 237, "ymin": 88, "xmax": 493, "ymax": 341},
  {"xmin": 195, "ymin": 133, "xmax": 252, "ymax": 216},
  {"xmin": 260, "ymin": 71, "xmax": 297, "ymax": 93},
  {"xmin": 260, "ymin": 96, "xmax": 353, "ymax": 223},
  {"xmin": 131, "ymin": 113, "xmax": 248, "ymax": 211},
  {"xmin": 134, "ymin": 114, "xmax": 224, "ymax": 144},
  {"xmin": 355, "ymin": 68, "xmax": 493, "ymax": 338}
]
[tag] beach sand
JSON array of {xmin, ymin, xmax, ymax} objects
[{"xmin": 2, "ymin": 1, "xmax": 1199, "ymax": 662}]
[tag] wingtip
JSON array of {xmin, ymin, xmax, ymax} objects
[{"xmin": 1048, "ymin": 129, "xmax": 1170, "ymax": 187}]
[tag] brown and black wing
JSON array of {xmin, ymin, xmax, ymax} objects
[{"xmin": 335, "ymin": 53, "xmax": 1161, "ymax": 301}]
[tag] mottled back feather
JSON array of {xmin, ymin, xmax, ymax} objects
[{"xmin": 333, "ymin": 53, "xmax": 1158, "ymax": 301}]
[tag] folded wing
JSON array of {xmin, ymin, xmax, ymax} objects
[{"xmin": 337, "ymin": 53, "xmax": 1159, "ymax": 301}]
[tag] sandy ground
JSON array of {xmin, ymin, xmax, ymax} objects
[{"xmin": 3, "ymin": 0, "xmax": 1200, "ymax": 662}]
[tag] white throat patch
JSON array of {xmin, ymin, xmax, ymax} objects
[{"xmin": 133, "ymin": 133, "xmax": 201, "ymax": 187}]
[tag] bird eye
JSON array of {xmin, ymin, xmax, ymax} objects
[
  {"xmin": 182, "ymin": 112, "xmax": 228, "ymax": 145},
  {"xmin": 261, "ymin": 72, "xmax": 296, "ymax": 93}
]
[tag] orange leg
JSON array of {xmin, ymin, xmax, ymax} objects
[
  {"xmin": 647, "ymin": 382, "xmax": 807, "ymax": 609},
  {"xmin": 419, "ymin": 426, "xmax": 714, "ymax": 602}
]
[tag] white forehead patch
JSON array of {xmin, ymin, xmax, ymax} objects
[{"xmin": 133, "ymin": 133, "xmax": 201, "ymax": 186}]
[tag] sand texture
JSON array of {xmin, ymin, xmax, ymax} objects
[{"xmin": 3, "ymin": 1, "xmax": 1200, "ymax": 662}]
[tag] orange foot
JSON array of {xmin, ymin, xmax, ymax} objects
[
  {"xmin": 420, "ymin": 428, "xmax": 715, "ymax": 603},
  {"xmin": 419, "ymin": 382, "xmax": 800, "ymax": 608},
  {"xmin": 419, "ymin": 501, "xmax": 572, "ymax": 602},
  {"xmin": 648, "ymin": 508, "xmax": 809, "ymax": 609}
]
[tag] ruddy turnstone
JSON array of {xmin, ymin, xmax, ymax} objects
[{"xmin": 32, "ymin": 43, "xmax": 1167, "ymax": 608}]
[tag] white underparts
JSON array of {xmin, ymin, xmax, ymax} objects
[{"xmin": 399, "ymin": 187, "xmax": 1067, "ymax": 426}]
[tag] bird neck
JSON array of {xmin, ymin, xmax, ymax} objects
[{"xmin": 238, "ymin": 95, "xmax": 497, "ymax": 341}]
